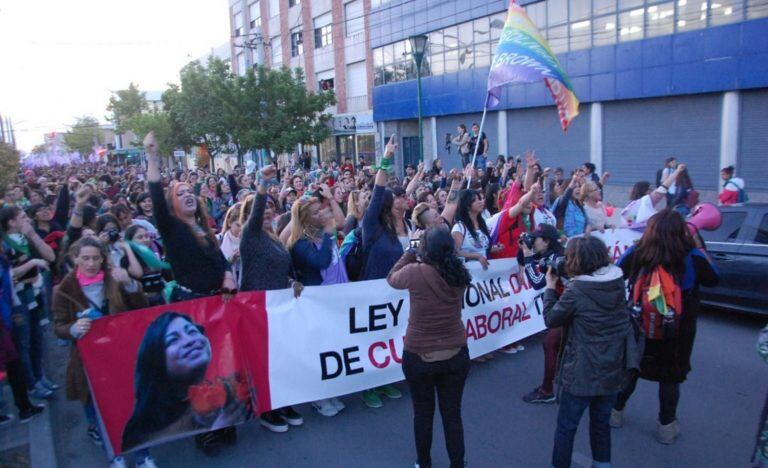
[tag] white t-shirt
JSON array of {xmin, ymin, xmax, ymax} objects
[{"xmin": 452, "ymin": 221, "xmax": 490, "ymax": 257}]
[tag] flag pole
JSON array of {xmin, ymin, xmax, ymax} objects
[{"xmin": 466, "ymin": 93, "xmax": 490, "ymax": 188}]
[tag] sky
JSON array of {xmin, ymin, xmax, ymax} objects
[{"xmin": 0, "ymin": 0, "xmax": 231, "ymax": 152}]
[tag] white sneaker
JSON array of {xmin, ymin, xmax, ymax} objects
[
  {"xmin": 312, "ymin": 399, "xmax": 339, "ymax": 417},
  {"xmin": 110, "ymin": 456, "xmax": 127, "ymax": 468},
  {"xmin": 498, "ymin": 345, "xmax": 517, "ymax": 354},
  {"xmin": 515, "ymin": 344, "xmax": 525, "ymax": 352},
  {"xmin": 330, "ymin": 397, "xmax": 346, "ymax": 412},
  {"xmin": 136, "ymin": 455, "xmax": 158, "ymax": 468}
]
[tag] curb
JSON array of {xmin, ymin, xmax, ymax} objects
[{"xmin": 29, "ymin": 401, "xmax": 57, "ymax": 468}]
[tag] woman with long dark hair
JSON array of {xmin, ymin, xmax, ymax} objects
[
  {"xmin": 611, "ymin": 209, "xmax": 719, "ymax": 444},
  {"xmin": 143, "ymin": 132, "xmax": 236, "ymax": 455},
  {"xmin": 358, "ymin": 135, "xmax": 407, "ymax": 408},
  {"xmin": 122, "ymin": 312, "xmax": 247, "ymax": 453},
  {"xmin": 53, "ymin": 237, "xmax": 149, "ymax": 467},
  {"xmin": 387, "ymin": 227, "xmax": 472, "ymax": 468},
  {"xmin": 452, "ymin": 190, "xmax": 493, "ymax": 269}
]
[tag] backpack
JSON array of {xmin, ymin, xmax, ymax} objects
[
  {"xmin": 630, "ymin": 266, "xmax": 683, "ymax": 340},
  {"xmin": 340, "ymin": 227, "xmax": 368, "ymax": 282}
]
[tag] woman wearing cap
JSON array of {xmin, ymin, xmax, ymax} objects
[{"xmin": 519, "ymin": 223, "xmax": 566, "ymax": 405}]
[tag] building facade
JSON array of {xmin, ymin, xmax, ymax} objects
[
  {"xmin": 228, "ymin": 0, "xmax": 378, "ymax": 165},
  {"xmin": 370, "ymin": 0, "xmax": 768, "ymax": 203}
]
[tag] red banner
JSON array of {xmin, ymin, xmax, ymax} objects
[{"xmin": 77, "ymin": 292, "xmax": 269, "ymax": 456}]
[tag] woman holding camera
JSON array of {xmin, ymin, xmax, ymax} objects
[
  {"xmin": 543, "ymin": 236, "xmax": 639, "ymax": 468},
  {"xmin": 611, "ymin": 209, "xmax": 718, "ymax": 444},
  {"xmin": 387, "ymin": 228, "xmax": 472, "ymax": 468},
  {"xmin": 519, "ymin": 224, "xmax": 565, "ymax": 404}
]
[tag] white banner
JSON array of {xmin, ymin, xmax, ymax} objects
[
  {"xmin": 570, "ymin": 228, "xmax": 642, "ymax": 263},
  {"xmin": 264, "ymin": 259, "xmax": 546, "ymax": 409}
]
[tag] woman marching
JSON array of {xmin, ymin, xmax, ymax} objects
[
  {"xmin": 611, "ymin": 209, "xmax": 719, "ymax": 444},
  {"xmin": 387, "ymin": 227, "xmax": 472, "ymax": 468},
  {"xmin": 238, "ymin": 165, "xmax": 305, "ymax": 433},
  {"xmin": 143, "ymin": 132, "xmax": 238, "ymax": 456},
  {"xmin": 53, "ymin": 237, "xmax": 150, "ymax": 468}
]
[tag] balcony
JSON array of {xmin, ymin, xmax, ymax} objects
[{"xmin": 346, "ymin": 95, "xmax": 369, "ymax": 112}]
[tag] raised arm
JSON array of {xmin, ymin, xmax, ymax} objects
[
  {"xmin": 507, "ymin": 183, "xmax": 540, "ymax": 220},
  {"xmin": 53, "ymin": 183, "xmax": 70, "ymax": 227},
  {"xmin": 405, "ymin": 162, "xmax": 424, "ymax": 197},
  {"xmin": 439, "ymin": 171, "xmax": 463, "ymax": 225}
]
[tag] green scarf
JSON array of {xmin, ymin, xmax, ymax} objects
[
  {"xmin": 3, "ymin": 233, "xmax": 31, "ymax": 257},
  {"xmin": 127, "ymin": 241, "xmax": 171, "ymax": 271}
]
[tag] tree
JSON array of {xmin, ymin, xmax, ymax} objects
[
  {"xmin": 239, "ymin": 66, "xmax": 335, "ymax": 159},
  {"xmin": 63, "ymin": 116, "xmax": 103, "ymax": 156},
  {"xmin": 0, "ymin": 142, "xmax": 20, "ymax": 189},
  {"xmin": 167, "ymin": 58, "xmax": 233, "ymax": 170},
  {"xmin": 106, "ymin": 83, "xmax": 148, "ymax": 134}
]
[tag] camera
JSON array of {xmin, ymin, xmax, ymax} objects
[
  {"xmin": 106, "ymin": 228, "xmax": 120, "ymax": 243},
  {"xmin": 519, "ymin": 233, "xmax": 536, "ymax": 250},
  {"xmin": 539, "ymin": 256, "xmax": 567, "ymax": 277}
]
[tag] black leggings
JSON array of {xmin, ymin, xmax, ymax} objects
[
  {"xmin": 5, "ymin": 357, "xmax": 33, "ymax": 412},
  {"xmin": 614, "ymin": 374, "xmax": 680, "ymax": 425},
  {"xmin": 402, "ymin": 347, "xmax": 470, "ymax": 468}
]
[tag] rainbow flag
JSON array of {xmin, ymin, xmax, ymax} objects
[{"xmin": 487, "ymin": 1, "xmax": 580, "ymax": 131}]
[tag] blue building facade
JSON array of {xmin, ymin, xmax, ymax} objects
[{"xmin": 369, "ymin": 0, "xmax": 768, "ymax": 200}]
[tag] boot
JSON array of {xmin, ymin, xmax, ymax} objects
[{"xmin": 656, "ymin": 420, "xmax": 680, "ymax": 444}]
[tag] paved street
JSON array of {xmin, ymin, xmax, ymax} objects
[{"xmin": 42, "ymin": 307, "xmax": 765, "ymax": 468}]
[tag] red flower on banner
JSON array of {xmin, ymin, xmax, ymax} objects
[{"xmin": 188, "ymin": 380, "xmax": 227, "ymax": 414}]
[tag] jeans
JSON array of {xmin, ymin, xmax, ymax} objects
[
  {"xmin": 541, "ymin": 327, "xmax": 563, "ymax": 394},
  {"xmin": 402, "ymin": 347, "xmax": 470, "ymax": 468},
  {"xmin": 552, "ymin": 391, "xmax": 617, "ymax": 468},
  {"xmin": 84, "ymin": 398, "xmax": 150, "ymax": 461},
  {"xmin": 11, "ymin": 301, "xmax": 44, "ymax": 389},
  {"xmin": 614, "ymin": 374, "xmax": 680, "ymax": 425}
]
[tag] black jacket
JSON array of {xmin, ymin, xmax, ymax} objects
[{"xmin": 544, "ymin": 265, "xmax": 640, "ymax": 397}]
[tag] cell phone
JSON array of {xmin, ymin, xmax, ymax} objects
[{"xmin": 409, "ymin": 239, "xmax": 421, "ymax": 250}]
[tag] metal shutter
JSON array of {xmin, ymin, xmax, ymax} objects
[
  {"xmin": 603, "ymin": 95, "xmax": 721, "ymax": 189},
  {"xmin": 739, "ymin": 90, "xmax": 768, "ymax": 191},
  {"xmin": 506, "ymin": 106, "xmax": 591, "ymax": 174}
]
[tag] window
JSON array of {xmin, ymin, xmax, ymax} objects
[
  {"xmin": 526, "ymin": 2, "xmax": 547, "ymax": 28},
  {"xmin": 756, "ymin": 214, "xmax": 768, "ymax": 244},
  {"xmin": 345, "ymin": 0, "xmax": 364, "ymax": 36},
  {"xmin": 619, "ymin": 8, "xmax": 644, "ymax": 41},
  {"xmin": 548, "ymin": 0, "xmax": 568, "ymax": 26},
  {"xmin": 291, "ymin": 29, "xmax": 303, "ymax": 57},
  {"xmin": 710, "ymin": 0, "xmax": 743, "ymax": 25},
  {"xmin": 234, "ymin": 11, "xmax": 244, "ymax": 37},
  {"xmin": 249, "ymin": 2, "xmax": 261, "ymax": 29},
  {"xmin": 701, "ymin": 211, "xmax": 747, "ymax": 242},
  {"xmin": 619, "ymin": 0, "xmax": 644, "ymax": 9},
  {"xmin": 289, "ymin": 0, "xmax": 300, "ymax": 7},
  {"xmin": 271, "ymin": 36, "xmax": 282, "ymax": 66},
  {"xmin": 593, "ymin": 15, "xmax": 617, "ymax": 46},
  {"xmin": 570, "ymin": 20, "xmax": 592, "ymax": 50},
  {"xmin": 748, "ymin": 0, "xmax": 768, "ymax": 19},
  {"xmin": 458, "ymin": 21, "xmax": 474, "ymax": 69},
  {"xmin": 314, "ymin": 13, "xmax": 333, "ymax": 48},
  {"xmin": 374, "ymin": 47, "xmax": 384, "ymax": 85},
  {"xmin": 676, "ymin": 0, "xmax": 708, "ymax": 31},
  {"xmin": 570, "ymin": 0, "xmax": 592, "ymax": 21},
  {"xmin": 647, "ymin": 3, "xmax": 675, "ymax": 37},
  {"xmin": 594, "ymin": 0, "xmax": 617, "ymax": 14},
  {"xmin": 319, "ymin": 77, "xmax": 334, "ymax": 91},
  {"xmin": 237, "ymin": 52, "xmax": 246, "ymax": 76},
  {"xmin": 547, "ymin": 25, "xmax": 569, "ymax": 53},
  {"xmin": 269, "ymin": 0, "xmax": 280, "ymax": 18}
]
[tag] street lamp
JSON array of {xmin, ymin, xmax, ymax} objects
[{"xmin": 409, "ymin": 34, "xmax": 428, "ymax": 163}]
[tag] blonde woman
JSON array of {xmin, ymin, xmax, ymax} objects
[
  {"xmin": 288, "ymin": 196, "xmax": 348, "ymax": 417},
  {"xmin": 218, "ymin": 203, "xmax": 243, "ymax": 285},
  {"xmin": 343, "ymin": 189, "xmax": 370, "ymax": 234}
]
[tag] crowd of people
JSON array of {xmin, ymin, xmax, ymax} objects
[{"xmin": 0, "ymin": 127, "xmax": 757, "ymax": 467}]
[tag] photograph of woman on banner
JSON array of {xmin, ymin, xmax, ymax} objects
[{"xmin": 122, "ymin": 312, "xmax": 249, "ymax": 453}]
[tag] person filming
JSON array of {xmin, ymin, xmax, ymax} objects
[
  {"xmin": 387, "ymin": 227, "xmax": 472, "ymax": 468},
  {"xmin": 542, "ymin": 236, "xmax": 640, "ymax": 468}
]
